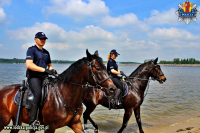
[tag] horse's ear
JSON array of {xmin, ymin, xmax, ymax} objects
[
  {"xmin": 94, "ymin": 50, "xmax": 99, "ymax": 57},
  {"xmin": 86, "ymin": 49, "xmax": 93, "ymax": 61},
  {"xmin": 153, "ymin": 57, "xmax": 158, "ymax": 65}
]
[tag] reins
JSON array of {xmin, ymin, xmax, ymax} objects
[
  {"xmin": 52, "ymin": 58, "xmax": 110, "ymax": 125},
  {"xmin": 125, "ymin": 61, "xmax": 163, "ymax": 99}
]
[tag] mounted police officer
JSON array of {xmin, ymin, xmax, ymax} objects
[
  {"xmin": 26, "ymin": 32, "xmax": 56, "ymax": 126},
  {"xmin": 107, "ymin": 49, "xmax": 125, "ymax": 105}
]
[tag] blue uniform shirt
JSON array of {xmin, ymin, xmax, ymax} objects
[
  {"xmin": 107, "ymin": 58, "xmax": 118, "ymax": 75},
  {"xmin": 26, "ymin": 45, "xmax": 51, "ymax": 78}
]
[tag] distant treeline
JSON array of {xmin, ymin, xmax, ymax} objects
[
  {"xmin": 0, "ymin": 58, "xmax": 75, "ymax": 64},
  {"xmin": 0, "ymin": 58, "xmax": 25, "ymax": 63},
  {"xmin": 119, "ymin": 62, "xmax": 140, "ymax": 64},
  {"xmin": 160, "ymin": 58, "xmax": 200, "ymax": 64},
  {"xmin": 51, "ymin": 60, "xmax": 75, "ymax": 63},
  {"xmin": 0, "ymin": 58, "xmax": 139, "ymax": 64},
  {"xmin": 144, "ymin": 58, "xmax": 200, "ymax": 64}
]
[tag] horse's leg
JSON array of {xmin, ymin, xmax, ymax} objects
[
  {"xmin": 134, "ymin": 107, "xmax": 144, "ymax": 133},
  {"xmin": 83, "ymin": 106, "xmax": 98, "ymax": 132},
  {"xmin": 69, "ymin": 120, "xmax": 84, "ymax": 133},
  {"xmin": 44, "ymin": 124, "xmax": 56, "ymax": 133},
  {"xmin": 0, "ymin": 111, "xmax": 12, "ymax": 132},
  {"xmin": 10, "ymin": 117, "xmax": 21, "ymax": 133},
  {"xmin": 117, "ymin": 108, "xmax": 133, "ymax": 133}
]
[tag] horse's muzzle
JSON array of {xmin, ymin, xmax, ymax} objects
[{"xmin": 109, "ymin": 88, "xmax": 115, "ymax": 95}]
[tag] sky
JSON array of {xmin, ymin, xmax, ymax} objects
[{"xmin": 0, "ymin": 0, "xmax": 200, "ymax": 63}]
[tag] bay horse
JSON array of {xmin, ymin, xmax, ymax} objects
[
  {"xmin": 83, "ymin": 58, "xmax": 166, "ymax": 133},
  {"xmin": 0, "ymin": 50, "xmax": 116, "ymax": 133}
]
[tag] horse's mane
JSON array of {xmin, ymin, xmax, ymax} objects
[
  {"xmin": 58, "ymin": 54, "xmax": 104, "ymax": 83},
  {"xmin": 129, "ymin": 62, "xmax": 149, "ymax": 77}
]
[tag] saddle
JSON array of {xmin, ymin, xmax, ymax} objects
[
  {"xmin": 104, "ymin": 76, "xmax": 129, "ymax": 109},
  {"xmin": 104, "ymin": 77, "xmax": 128, "ymax": 97},
  {"xmin": 13, "ymin": 77, "xmax": 55, "ymax": 113}
]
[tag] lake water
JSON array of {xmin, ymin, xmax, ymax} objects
[{"xmin": 0, "ymin": 64, "xmax": 200, "ymax": 133}]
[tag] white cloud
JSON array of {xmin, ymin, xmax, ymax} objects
[
  {"xmin": 0, "ymin": 7, "xmax": 6, "ymax": 25},
  {"xmin": 147, "ymin": 27, "xmax": 200, "ymax": 50},
  {"xmin": 197, "ymin": 6, "xmax": 200, "ymax": 23},
  {"xmin": 0, "ymin": 0, "xmax": 11, "ymax": 26},
  {"xmin": 144, "ymin": 8, "xmax": 179, "ymax": 25},
  {"xmin": 21, "ymin": 42, "xmax": 70, "ymax": 50},
  {"xmin": 77, "ymin": 25, "xmax": 117, "ymax": 41},
  {"xmin": 7, "ymin": 22, "xmax": 118, "ymax": 50},
  {"xmin": 148, "ymin": 41, "xmax": 159, "ymax": 48},
  {"xmin": 6, "ymin": 22, "xmax": 66, "ymax": 40},
  {"xmin": 0, "ymin": 0, "xmax": 11, "ymax": 6},
  {"xmin": 6, "ymin": 23, "xmax": 117, "ymax": 42},
  {"xmin": 148, "ymin": 27, "xmax": 200, "ymax": 41},
  {"xmin": 101, "ymin": 13, "xmax": 139, "ymax": 27},
  {"xmin": 42, "ymin": 0, "xmax": 109, "ymax": 21},
  {"xmin": 21, "ymin": 42, "xmax": 34, "ymax": 49},
  {"xmin": 101, "ymin": 13, "xmax": 150, "ymax": 31},
  {"xmin": 0, "ymin": 44, "xmax": 7, "ymax": 49}
]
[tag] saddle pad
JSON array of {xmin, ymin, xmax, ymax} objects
[
  {"xmin": 14, "ymin": 85, "xmax": 49, "ymax": 107},
  {"xmin": 104, "ymin": 82, "xmax": 128, "ymax": 97},
  {"xmin": 122, "ymin": 82, "xmax": 128, "ymax": 97}
]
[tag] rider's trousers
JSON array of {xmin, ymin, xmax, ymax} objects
[
  {"xmin": 110, "ymin": 76, "xmax": 123, "ymax": 91},
  {"xmin": 28, "ymin": 76, "xmax": 43, "ymax": 106}
]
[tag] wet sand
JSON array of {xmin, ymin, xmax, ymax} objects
[
  {"xmin": 143, "ymin": 116, "xmax": 200, "ymax": 133},
  {"xmin": 2, "ymin": 116, "xmax": 200, "ymax": 133}
]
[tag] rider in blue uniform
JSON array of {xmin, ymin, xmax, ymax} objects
[
  {"xmin": 26, "ymin": 32, "xmax": 56, "ymax": 126},
  {"xmin": 107, "ymin": 49, "xmax": 125, "ymax": 105}
]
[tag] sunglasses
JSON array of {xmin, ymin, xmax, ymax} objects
[{"xmin": 39, "ymin": 38, "xmax": 47, "ymax": 40}]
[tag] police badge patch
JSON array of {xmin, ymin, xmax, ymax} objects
[{"xmin": 175, "ymin": 0, "xmax": 199, "ymax": 24}]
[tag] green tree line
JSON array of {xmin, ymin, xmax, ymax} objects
[
  {"xmin": 159, "ymin": 58, "xmax": 200, "ymax": 64},
  {"xmin": 0, "ymin": 58, "xmax": 75, "ymax": 64},
  {"xmin": 0, "ymin": 58, "xmax": 140, "ymax": 64}
]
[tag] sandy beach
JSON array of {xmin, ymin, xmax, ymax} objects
[
  {"xmin": 143, "ymin": 116, "xmax": 200, "ymax": 133},
  {"xmin": 2, "ymin": 115, "xmax": 200, "ymax": 133}
]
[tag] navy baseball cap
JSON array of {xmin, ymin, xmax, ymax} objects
[
  {"xmin": 35, "ymin": 32, "xmax": 48, "ymax": 39},
  {"xmin": 110, "ymin": 49, "xmax": 120, "ymax": 56}
]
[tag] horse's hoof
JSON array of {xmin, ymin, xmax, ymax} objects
[{"xmin": 94, "ymin": 129, "xmax": 98, "ymax": 133}]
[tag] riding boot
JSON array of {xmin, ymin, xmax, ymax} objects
[
  {"xmin": 114, "ymin": 89, "xmax": 121, "ymax": 106},
  {"xmin": 29, "ymin": 103, "xmax": 38, "ymax": 125}
]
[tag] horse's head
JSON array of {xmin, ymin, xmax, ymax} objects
[
  {"xmin": 86, "ymin": 49, "xmax": 116, "ymax": 96},
  {"xmin": 149, "ymin": 58, "xmax": 166, "ymax": 84}
]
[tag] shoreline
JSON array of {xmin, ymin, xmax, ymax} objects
[
  {"xmin": 118, "ymin": 64, "xmax": 200, "ymax": 67},
  {"xmin": 1, "ymin": 63, "xmax": 200, "ymax": 67},
  {"xmin": 143, "ymin": 116, "xmax": 200, "ymax": 133}
]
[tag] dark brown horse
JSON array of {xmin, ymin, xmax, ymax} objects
[
  {"xmin": 83, "ymin": 58, "xmax": 166, "ymax": 133},
  {"xmin": 0, "ymin": 50, "xmax": 116, "ymax": 133}
]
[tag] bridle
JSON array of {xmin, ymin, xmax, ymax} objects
[
  {"xmin": 126, "ymin": 61, "xmax": 165, "ymax": 99},
  {"xmin": 87, "ymin": 59, "xmax": 110, "ymax": 90},
  {"xmin": 150, "ymin": 61, "xmax": 164, "ymax": 81},
  {"xmin": 53, "ymin": 58, "xmax": 111, "ymax": 126}
]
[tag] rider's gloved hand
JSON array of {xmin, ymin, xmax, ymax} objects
[
  {"xmin": 44, "ymin": 68, "xmax": 54, "ymax": 75},
  {"xmin": 120, "ymin": 71, "xmax": 126, "ymax": 76},
  {"xmin": 51, "ymin": 69, "xmax": 58, "ymax": 75}
]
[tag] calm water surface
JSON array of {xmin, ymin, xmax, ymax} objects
[{"xmin": 0, "ymin": 64, "xmax": 199, "ymax": 133}]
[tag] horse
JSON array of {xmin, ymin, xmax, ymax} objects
[
  {"xmin": 83, "ymin": 58, "xmax": 166, "ymax": 133},
  {"xmin": 0, "ymin": 50, "xmax": 117, "ymax": 133}
]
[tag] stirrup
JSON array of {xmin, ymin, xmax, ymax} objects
[
  {"xmin": 116, "ymin": 101, "xmax": 122, "ymax": 106},
  {"xmin": 32, "ymin": 120, "xmax": 40, "ymax": 126}
]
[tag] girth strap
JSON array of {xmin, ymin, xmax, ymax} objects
[{"xmin": 54, "ymin": 83, "xmax": 82, "ymax": 126}]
